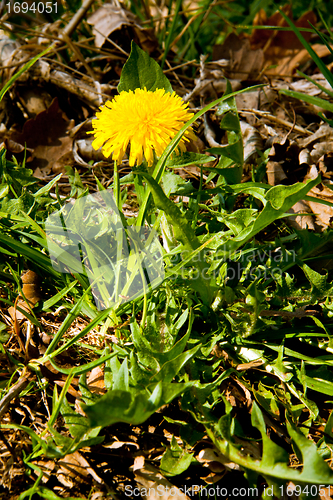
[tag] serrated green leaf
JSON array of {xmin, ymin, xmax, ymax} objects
[
  {"xmin": 83, "ymin": 381, "xmax": 193, "ymax": 428},
  {"xmin": 287, "ymin": 417, "xmax": 333, "ymax": 484},
  {"xmin": 222, "ymin": 209, "xmax": 258, "ymax": 236},
  {"xmin": 206, "ymin": 401, "xmax": 333, "ymax": 494}
]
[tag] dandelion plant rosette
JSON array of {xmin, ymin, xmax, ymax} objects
[{"xmin": 86, "ymin": 42, "xmax": 261, "ymax": 307}]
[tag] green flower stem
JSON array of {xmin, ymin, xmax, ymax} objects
[
  {"xmin": 137, "ymin": 171, "xmax": 213, "ymax": 306},
  {"xmin": 113, "ymin": 160, "xmax": 120, "ymax": 210}
]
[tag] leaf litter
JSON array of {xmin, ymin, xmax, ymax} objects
[{"xmin": 2, "ymin": 1, "xmax": 333, "ymax": 499}]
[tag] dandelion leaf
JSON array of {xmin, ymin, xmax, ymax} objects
[{"xmin": 118, "ymin": 41, "xmax": 173, "ymax": 93}]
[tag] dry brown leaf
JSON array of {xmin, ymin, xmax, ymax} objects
[
  {"xmin": 87, "ymin": 2, "xmax": 157, "ymax": 54},
  {"xmin": 87, "ymin": 366, "xmax": 105, "ymax": 394},
  {"xmin": 17, "ymin": 88, "xmax": 53, "ymax": 118},
  {"xmin": 133, "ymin": 462, "xmax": 190, "ymax": 500},
  {"xmin": 287, "ymin": 200, "xmax": 316, "ymax": 230},
  {"xmin": 266, "ymin": 161, "xmax": 288, "ymax": 185},
  {"xmin": 12, "ymin": 97, "xmax": 74, "ymax": 174},
  {"xmin": 250, "ymin": 7, "xmax": 317, "ymax": 76},
  {"xmin": 57, "ymin": 451, "xmax": 103, "ymax": 488},
  {"xmin": 290, "ymin": 74, "xmax": 333, "ymax": 98},
  {"xmin": 212, "ymin": 7, "xmax": 333, "ymax": 79},
  {"xmin": 196, "ymin": 448, "xmax": 239, "ymax": 471},
  {"xmin": 32, "ymin": 459, "xmax": 55, "ymax": 483},
  {"xmin": 307, "ymin": 184, "xmax": 333, "ymax": 229},
  {"xmin": 240, "ymin": 121, "xmax": 263, "ymax": 163},
  {"xmin": 311, "ymin": 141, "xmax": 333, "ymax": 163},
  {"xmin": 133, "ymin": 455, "xmax": 145, "ymax": 471},
  {"xmin": 298, "ymin": 123, "xmax": 333, "ymax": 148},
  {"xmin": 212, "ymin": 33, "xmax": 263, "ymax": 80},
  {"xmin": 320, "ymin": 486, "xmax": 333, "ymax": 500},
  {"xmin": 103, "ymin": 440, "xmax": 139, "ymax": 450}
]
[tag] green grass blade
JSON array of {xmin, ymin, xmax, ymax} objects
[
  {"xmin": 278, "ymin": 9, "xmax": 333, "ymax": 89},
  {"xmin": 296, "ymin": 70, "xmax": 333, "ymax": 99},
  {"xmin": 0, "ymin": 45, "xmax": 52, "ymax": 102},
  {"xmin": 279, "ymin": 88, "xmax": 333, "ymax": 112}
]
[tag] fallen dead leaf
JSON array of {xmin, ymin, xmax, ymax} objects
[
  {"xmin": 12, "ymin": 97, "xmax": 74, "ymax": 175},
  {"xmin": 250, "ymin": 7, "xmax": 319, "ymax": 76},
  {"xmin": 86, "ymin": 366, "xmax": 105, "ymax": 394},
  {"xmin": 212, "ymin": 33, "xmax": 264, "ymax": 80},
  {"xmin": 87, "ymin": 3, "xmax": 157, "ymax": 54},
  {"xmin": 57, "ymin": 451, "xmax": 103, "ymax": 488},
  {"xmin": 132, "ymin": 462, "xmax": 190, "ymax": 500}
]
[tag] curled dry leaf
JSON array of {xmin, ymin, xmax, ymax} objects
[
  {"xmin": 87, "ymin": 2, "xmax": 157, "ymax": 54},
  {"xmin": 249, "ymin": 7, "xmax": 322, "ymax": 77},
  {"xmin": 133, "ymin": 455, "xmax": 145, "ymax": 471},
  {"xmin": 86, "ymin": 366, "xmax": 105, "ymax": 394},
  {"xmin": 8, "ymin": 270, "xmax": 42, "ymax": 321},
  {"xmin": 32, "ymin": 459, "xmax": 55, "ymax": 483},
  {"xmin": 240, "ymin": 121, "xmax": 263, "ymax": 163},
  {"xmin": 132, "ymin": 462, "xmax": 190, "ymax": 500},
  {"xmin": 71, "ymin": 119, "xmax": 107, "ymax": 168},
  {"xmin": 298, "ymin": 123, "xmax": 333, "ymax": 149},
  {"xmin": 196, "ymin": 448, "xmax": 237, "ymax": 483},
  {"xmin": 103, "ymin": 440, "xmax": 139, "ymax": 450},
  {"xmin": 16, "ymin": 88, "xmax": 53, "ymax": 118},
  {"xmin": 211, "ymin": 7, "xmax": 332, "ymax": 81},
  {"xmin": 183, "ymin": 55, "xmax": 241, "ymax": 102},
  {"xmin": 266, "ymin": 133, "xmax": 333, "ymax": 230},
  {"xmin": 288, "ymin": 200, "xmax": 316, "ymax": 231},
  {"xmin": 290, "ymin": 74, "xmax": 333, "ymax": 98}
]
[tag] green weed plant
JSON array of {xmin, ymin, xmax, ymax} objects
[{"xmin": 2, "ymin": 28, "xmax": 333, "ymax": 500}]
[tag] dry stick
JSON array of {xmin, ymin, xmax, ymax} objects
[
  {"xmin": 50, "ymin": 0, "xmax": 98, "ymax": 91},
  {"xmin": 60, "ymin": 33, "xmax": 97, "ymax": 83},
  {"xmin": 169, "ymin": 12, "xmax": 200, "ymax": 49},
  {"xmin": 0, "ymin": 372, "xmax": 31, "ymax": 422},
  {"xmin": 57, "ymin": 0, "xmax": 95, "ymax": 40},
  {"xmin": 164, "ymin": 59, "xmax": 185, "ymax": 88},
  {"xmin": 240, "ymin": 109, "xmax": 312, "ymax": 135}
]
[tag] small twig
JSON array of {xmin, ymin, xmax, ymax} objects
[
  {"xmin": 165, "ymin": 59, "xmax": 185, "ymax": 88},
  {"xmin": 240, "ymin": 109, "xmax": 312, "ymax": 135},
  {"xmin": 57, "ymin": 0, "xmax": 95, "ymax": 41},
  {"xmin": 60, "ymin": 33, "xmax": 97, "ymax": 82},
  {"xmin": 0, "ymin": 372, "xmax": 31, "ymax": 422},
  {"xmin": 163, "ymin": 59, "xmax": 197, "ymax": 73}
]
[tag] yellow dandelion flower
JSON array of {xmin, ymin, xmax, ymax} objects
[{"xmin": 90, "ymin": 87, "xmax": 195, "ymax": 167}]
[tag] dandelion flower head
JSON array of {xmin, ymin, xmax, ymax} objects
[{"xmin": 90, "ymin": 88, "xmax": 195, "ymax": 167}]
